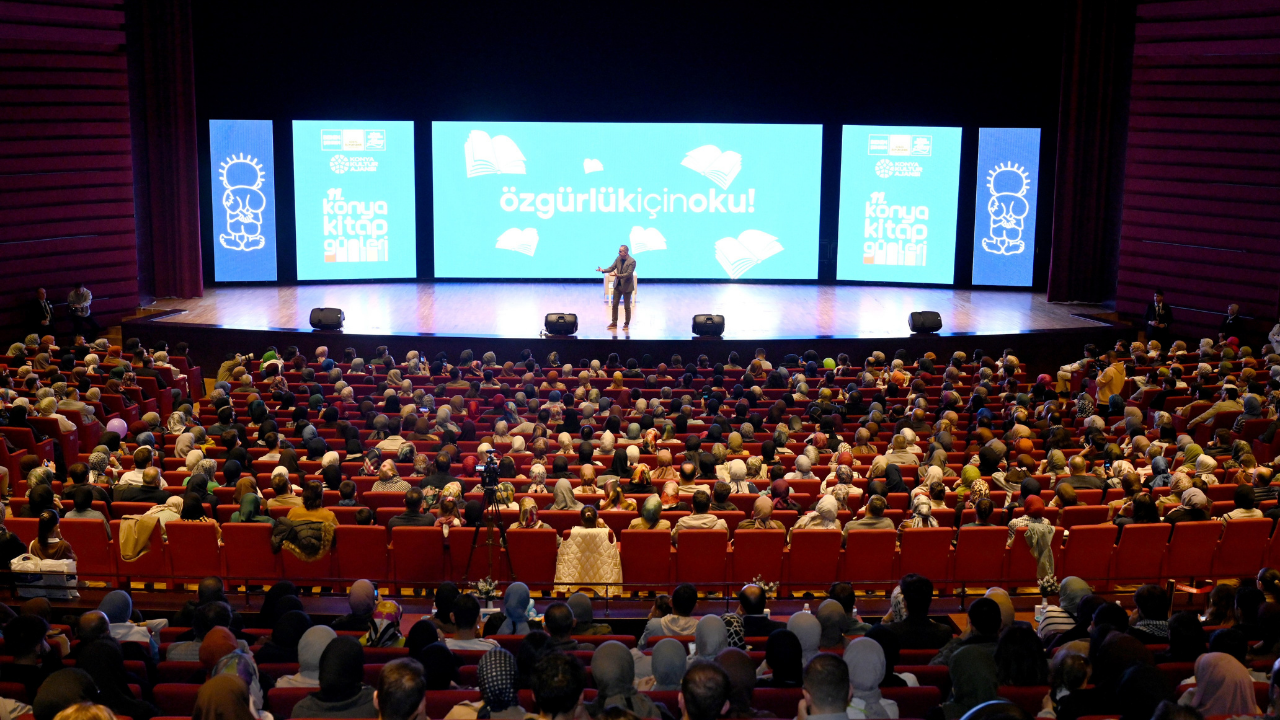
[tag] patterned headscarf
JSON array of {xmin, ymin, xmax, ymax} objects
[{"xmin": 477, "ymin": 648, "xmax": 520, "ymax": 714}]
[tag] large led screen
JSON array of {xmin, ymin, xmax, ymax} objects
[
  {"xmin": 432, "ymin": 121, "xmax": 822, "ymax": 280},
  {"xmin": 292, "ymin": 120, "xmax": 417, "ymax": 280},
  {"xmin": 971, "ymin": 127, "xmax": 1041, "ymax": 286},
  {"xmin": 836, "ymin": 125, "xmax": 962, "ymax": 284},
  {"xmin": 210, "ymin": 120, "xmax": 277, "ymax": 281}
]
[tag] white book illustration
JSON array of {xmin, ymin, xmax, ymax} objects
[
  {"xmin": 715, "ymin": 230, "xmax": 782, "ymax": 280},
  {"xmin": 681, "ymin": 145, "xmax": 742, "ymax": 189},
  {"xmin": 495, "ymin": 228, "xmax": 539, "ymax": 256},
  {"xmin": 583, "ymin": 158, "xmax": 604, "ymax": 174},
  {"xmin": 465, "ymin": 130, "xmax": 526, "ymax": 177},
  {"xmin": 628, "ymin": 226, "xmax": 667, "ymax": 254}
]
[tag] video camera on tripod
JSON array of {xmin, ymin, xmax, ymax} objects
[{"xmin": 479, "ymin": 447, "xmax": 501, "ymax": 500}]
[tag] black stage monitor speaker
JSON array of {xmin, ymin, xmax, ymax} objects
[
  {"xmin": 909, "ymin": 311, "xmax": 942, "ymax": 334},
  {"xmin": 309, "ymin": 307, "xmax": 344, "ymax": 330},
  {"xmin": 544, "ymin": 313, "xmax": 578, "ymax": 336},
  {"xmin": 692, "ymin": 314, "xmax": 725, "ymax": 337}
]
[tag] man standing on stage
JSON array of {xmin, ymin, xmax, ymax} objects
[{"xmin": 597, "ymin": 244, "xmax": 636, "ymax": 331}]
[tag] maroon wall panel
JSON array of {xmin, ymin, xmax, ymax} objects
[
  {"xmin": 0, "ymin": 0, "xmax": 138, "ymax": 338},
  {"xmin": 1115, "ymin": 0, "xmax": 1280, "ymax": 341}
]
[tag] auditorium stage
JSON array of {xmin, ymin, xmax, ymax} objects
[{"xmin": 125, "ymin": 282, "xmax": 1123, "ymax": 376}]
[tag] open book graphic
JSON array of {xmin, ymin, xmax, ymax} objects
[
  {"xmin": 681, "ymin": 145, "xmax": 742, "ymax": 189},
  {"xmin": 465, "ymin": 130, "xmax": 526, "ymax": 177},
  {"xmin": 628, "ymin": 226, "xmax": 667, "ymax": 254},
  {"xmin": 715, "ymin": 230, "xmax": 782, "ymax": 280},
  {"xmin": 495, "ymin": 228, "xmax": 539, "ymax": 256}
]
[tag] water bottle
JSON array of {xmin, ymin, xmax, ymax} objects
[{"xmin": 802, "ymin": 603, "xmax": 810, "ymax": 613}]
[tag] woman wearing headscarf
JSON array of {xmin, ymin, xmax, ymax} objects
[
  {"xmin": 844, "ymin": 637, "xmax": 899, "ymax": 720},
  {"xmin": 759, "ymin": 630, "xmax": 803, "ymax": 688},
  {"xmin": 689, "ymin": 615, "xmax": 728, "ymax": 664},
  {"xmin": 275, "ymin": 625, "xmax": 338, "ymax": 688},
  {"xmin": 897, "ymin": 495, "xmax": 938, "ymax": 542},
  {"xmin": 75, "ymin": 639, "xmax": 159, "ymax": 720},
  {"xmin": 770, "ymin": 480, "xmax": 801, "ymax": 511},
  {"xmin": 509, "ymin": 497, "xmax": 554, "ymax": 536},
  {"xmin": 290, "ymin": 636, "xmax": 377, "ymax": 719},
  {"xmin": 628, "ymin": 495, "xmax": 669, "ymax": 530},
  {"xmin": 737, "ymin": 496, "xmax": 784, "ymax": 531},
  {"xmin": 941, "ymin": 645, "xmax": 1002, "ymax": 720},
  {"xmin": 445, "ymin": 647, "xmax": 525, "ymax": 720},
  {"xmin": 789, "ymin": 494, "xmax": 839, "ymax": 543},
  {"xmin": 588, "ymin": 641, "xmax": 665, "ymax": 719},
  {"xmin": 787, "ymin": 612, "xmax": 822, "ymax": 665},
  {"xmin": 192, "ymin": 674, "xmax": 257, "ymax": 720},
  {"xmin": 1166, "ymin": 487, "xmax": 1210, "ymax": 524},
  {"xmin": 881, "ymin": 464, "xmax": 910, "ymax": 494},
  {"xmin": 546, "ymin": 478, "xmax": 585, "ymax": 511},
  {"xmin": 599, "ymin": 480, "xmax": 636, "ymax": 512},
  {"xmin": 817, "ymin": 599, "xmax": 854, "ymax": 652},
  {"xmin": 254, "ymin": 609, "xmax": 311, "ymax": 664},
  {"xmin": 361, "ymin": 599, "xmax": 404, "ymax": 648},
  {"xmin": 649, "ymin": 638, "xmax": 688, "ymax": 692},
  {"xmin": 1184, "ymin": 652, "xmax": 1260, "ymax": 716},
  {"xmin": 660, "ymin": 481, "xmax": 689, "ymax": 512},
  {"xmin": 496, "ymin": 582, "xmax": 531, "ymax": 635}
]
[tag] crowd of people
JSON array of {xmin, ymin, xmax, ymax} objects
[{"xmin": 3, "ymin": 319, "xmax": 1280, "ymax": 720}]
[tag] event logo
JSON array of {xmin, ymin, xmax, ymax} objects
[
  {"xmin": 329, "ymin": 154, "xmax": 379, "ymax": 174},
  {"xmin": 628, "ymin": 226, "xmax": 667, "ymax": 254},
  {"xmin": 868, "ymin": 134, "xmax": 932, "ymax": 156},
  {"xmin": 495, "ymin": 228, "xmax": 539, "ymax": 256},
  {"xmin": 218, "ymin": 153, "xmax": 267, "ymax": 252},
  {"xmin": 466, "ymin": 130, "xmax": 526, "ymax": 177},
  {"xmin": 321, "ymin": 188, "xmax": 389, "ymax": 263},
  {"xmin": 715, "ymin": 229, "xmax": 782, "ymax": 280},
  {"xmin": 980, "ymin": 162, "xmax": 1030, "ymax": 256},
  {"xmin": 681, "ymin": 145, "xmax": 742, "ymax": 189},
  {"xmin": 321, "ymin": 128, "xmax": 386, "ymax": 152},
  {"xmin": 863, "ymin": 191, "xmax": 928, "ymax": 267}
]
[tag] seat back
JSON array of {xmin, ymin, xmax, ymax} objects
[
  {"xmin": 505, "ymin": 528, "xmax": 559, "ymax": 590},
  {"xmin": 730, "ymin": 529, "xmax": 786, "ymax": 584},
  {"xmin": 1007, "ymin": 525, "xmax": 1064, "ymax": 586},
  {"xmin": 59, "ymin": 518, "xmax": 116, "ymax": 583},
  {"xmin": 899, "ymin": 527, "xmax": 954, "ymax": 582},
  {"xmin": 281, "ymin": 539, "xmax": 336, "ymax": 584},
  {"xmin": 6, "ymin": 517, "xmax": 39, "ymax": 547},
  {"xmin": 952, "ymin": 526, "xmax": 1009, "ymax": 584},
  {"xmin": 787, "ymin": 529, "xmax": 843, "ymax": 589},
  {"xmin": 153, "ymin": 683, "xmax": 201, "ymax": 716},
  {"xmin": 1059, "ymin": 524, "xmax": 1117, "ymax": 585},
  {"xmin": 674, "ymin": 529, "xmax": 728, "ymax": 587},
  {"xmin": 882, "ymin": 686, "xmax": 942, "ymax": 719},
  {"xmin": 391, "ymin": 526, "xmax": 446, "ymax": 586},
  {"xmin": 335, "ymin": 525, "xmax": 390, "ymax": 583},
  {"xmin": 619, "ymin": 530, "xmax": 672, "ymax": 589},
  {"xmin": 164, "ymin": 521, "xmax": 223, "ymax": 581},
  {"xmin": 841, "ymin": 529, "xmax": 899, "ymax": 585},
  {"xmin": 1112, "ymin": 523, "xmax": 1172, "ymax": 584},
  {"xmin": 424, "ymin": 690, "xmax": 482, "ymax": 720},
  {"xmin": 221, "ymin": 522, "xmax": 281, "ymax": 584},
  {"xmin": 111, "ymin": 518, "xmax": 168, "ymax": 582},
  {"xmin": 1060, "ymin": 505, "xmax": 1110, "ymax": 529},
  {"xmin": 266, "ymin": 686, "xmax": 312, "ymax": 719},
  {"xmin": 1161, "ymin": 521, "xmax": 1224, "ymax": 580},
  {"xmin": 447, "ymin": 527, "xmax": 509, "ymax": 585},
  {"xmin": 1214, "ymin": 518, "xmax": 1274, "ymax": 578},
  {"xmin": 999, "ymin": 686, "xmax": 1052, "ymax": 716},
  {"xmin": 751, "ymin": 688, "xmax": 803, "ymax": 718}
]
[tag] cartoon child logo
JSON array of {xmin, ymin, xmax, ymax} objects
[
  {"xmin": 218, "ymin": 154, "xmax": 267, "ymax": 252},
  {"xmin": 981, "ymin": 162, "xmax": 1030, "ymax": 256}
]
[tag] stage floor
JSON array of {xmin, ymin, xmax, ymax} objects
[{"xmin": 147, "ymin": 282, "xmax": 1109, "ymax": 341}]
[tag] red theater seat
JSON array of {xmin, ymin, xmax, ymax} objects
[
  {"xmin": 504, "ymin": 528, "xmax": 559, "ymax": 591},
  {"xmin": 335, "ymin": 525, "xmax": 390, "ymax": 584},
  {"xmin": 391, "ymin": 526, "xmax": 446, "ymax": 587},
  {"xmin": 953, "ymin": 526, "xmax": 1008, "ymax": 588},
  {"xmin": 222, "ymin": 523, "xmax": 281, "ymax": 585},
  {"xmin": 1213, "ymin": 519, "xmax": 1273, "ymax": 578},
  {"xmin": 620, "ymin": 530, "xmax": 672, "ymax": 591},
  {"xmin": 675, "ymin": 529, "xmax": 728, "ymax": 587},
  {"xmin": 1161, "ymin": 521, "xmax": 1223, "ymax": 582},
  {"xmin": 731, "ymin": 529, "xmax": 786, "ymax": 584},
  {"xmin": 841, "ymin": 529, "xmax": 898, "ymax": 587},
  {"xmin": 787, "ymin": 529, "xmax": 843, "ymax": 590},
  {"xmin": 900, "ymin": 527, "xmax": 953, "ymax": 583},
  {"xmin": 1059, "ymin": 524, "xmax": 1116, "ymax": 585},
  {"xmin": 165, "ymin": 521, "xmax": 223, "ymax": 581}
]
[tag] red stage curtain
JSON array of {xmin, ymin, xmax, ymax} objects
[
  {"xmin": 1046, "ymin": 0, "xmax": 1136, "ymax": 304},
  {"xmin": 131, "ymin": 0, "xmax": 203, "ymax": 299}
]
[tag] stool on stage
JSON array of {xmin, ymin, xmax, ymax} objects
[{"xmin": 603, "ymin": 272, "xmax": 639, "ymax": 308}]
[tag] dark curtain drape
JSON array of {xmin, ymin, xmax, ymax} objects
[
  {"xmin": 128, "ymin": 0, "xmax": 203, "ymax": 299},
  {"xmin": 1046, "ymin": 0, "xmax": 1136, "ymax": 304}
]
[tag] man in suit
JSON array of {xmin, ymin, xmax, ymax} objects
[
  {"xmin": 1143, "ymin": 289, "xmax": 1173, "ymax": 344},
  {"xmin": 734, "ymin": 583, "xmax": 785, "ymax": 637},
  {"xmin": 597, "ymin": 244, "xmax": 636, "ymax": 330},
  {"xmin": 1219, "ymin": 303, "xmax": 1244, "ymax": 343},
  {"xmin": 30, "ymin": 288, "xmax": 54, "ymax": 337}
]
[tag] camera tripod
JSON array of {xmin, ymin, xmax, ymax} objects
[{"xmin": 461, "ymin": 473, "xmax": 517, "ymax": 585}]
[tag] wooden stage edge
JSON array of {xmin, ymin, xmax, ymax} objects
[{"xmin": 125, "ymin": 283, "xmax": 1128, "ymax": 378}]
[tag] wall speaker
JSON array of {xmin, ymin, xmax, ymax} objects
[
  {"xmin": 544, "ymin": 313, "xmax": 578, "ymax": 336},
  {"xmin": 309, "ymin": 307, "xmax": 345, "ymax": 330},
  {"xmin": 908, "ymin": 311, "xmax": 942, "ymax": 334},
  {"xmin": 692, "ymin": 314, "xmax": 725, "ymax": 336}
]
